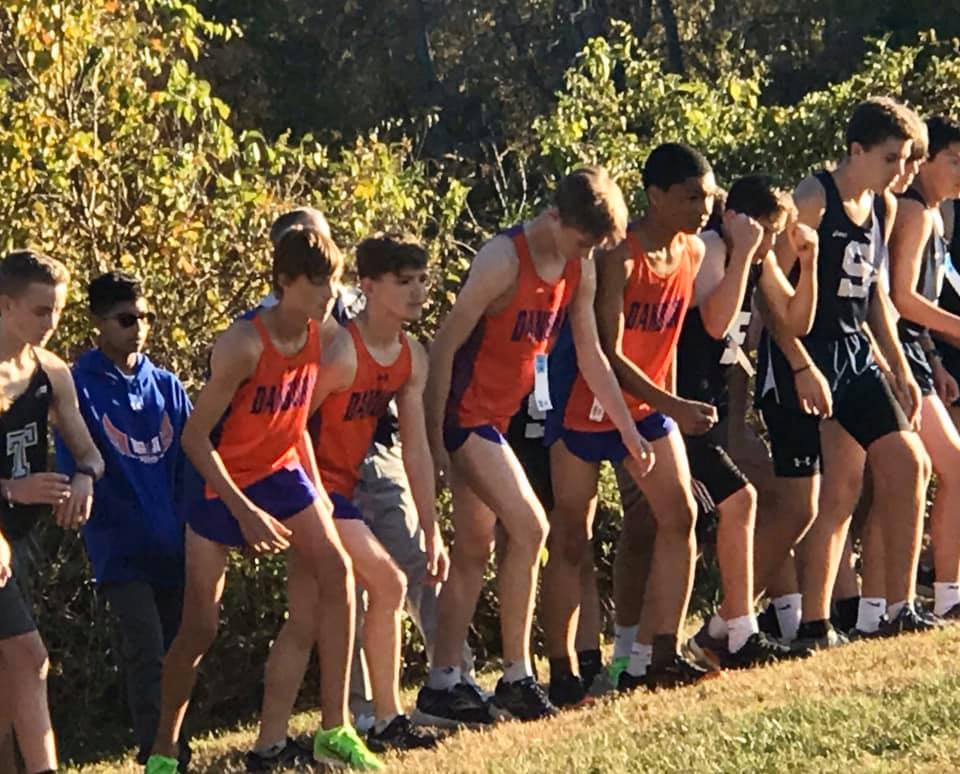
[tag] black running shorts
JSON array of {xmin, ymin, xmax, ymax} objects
[
  {"xmin": 684, "ymin": 429, "xmax": 750, "ymax": 507},
  {"xmin": 903, "ymin": 340, "xmax": 935, "ymax": 397}
]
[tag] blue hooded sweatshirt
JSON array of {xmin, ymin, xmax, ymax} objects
[{"xmin": 56, "ymin": 349, "xmax": 193, "ymax": 587}]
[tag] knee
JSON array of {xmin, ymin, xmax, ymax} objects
[
  {"xmin": 508, "ymin": 505, "xmax": 549, "ymax": 554},
  {"xmin": 178, "ymin": 605, "xmax": 219, "ymax": 654},
  {"xmin": 454, "ymin": 532, "xmax": 495, "ymax": 573},
  {"xmin": 872, "ymin": 435, "xmax": 926, "ymax": 487},
  {"xmin": 653, "ymin": 493, "xmax": 697, "ymax": 538},
  {"xmin": 550, "ymin": 520, "xmax": 591, "ymax": 567},
  {"xmin": 719, "ymin": 484, "xmax": 757, "ymax": 528},
  {"xmin": 369, "ymin": 563, "xmax": 407, "ymax": 611},
  {"xmin": 317, "ymin": 545, "xmax": 355, "ymax": 592}
]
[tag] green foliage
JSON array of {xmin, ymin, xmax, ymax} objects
[{"xmin": 532, "ymin": 23, "xmax": 960, "ymax": 197}]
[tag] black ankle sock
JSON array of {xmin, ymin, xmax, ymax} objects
[
  {"xmin": 651, "ymin": 634, "xmax": 678, "ymax": 668},
  {"xmin": 797, "ymin": 618, "xmax": 830, "ymax": 639},
  {"xmin": 549, "ymin": 656, "xmax": 575, "ymax": 680},
  {"xmin": 832, "ymin": 596, "xmax": 860, "ymax": 631},
  {"xmin": 577, "ymin": 648, "xmax": 603, "ymax": 683}
]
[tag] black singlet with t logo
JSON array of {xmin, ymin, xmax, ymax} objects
[{"xmin": 0, "ymin": 358, "xmax": 54, "ymax": 540}]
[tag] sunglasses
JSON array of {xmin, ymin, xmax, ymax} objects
[{"xmin": 108, "ymin": 311, "xmax": 156, "ymax": 328}]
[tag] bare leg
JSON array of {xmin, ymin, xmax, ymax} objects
[
  {"xmin": 152, "ymin": 529, "xmax": 228, "ymax": 758},
  {"xmin": 540, "ymin": 441, "xmax": 599, "ymax": 669},
  {"xmin": 0, "ymin": 632, "xmax": 56, "ymax": 772}
]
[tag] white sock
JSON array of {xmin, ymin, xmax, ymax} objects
[
  {"xmin": 934, "ymin": 582, "xmax": 960, "ymax": 616},
  {"xmin": 727, "ymin": 614, "xmax": 760, "ymax": 653},
  {"xmin": 502, "ymin": 660, "xmax": 533, "ymax": 684},
  {"xmin": 773, "ymin": 594, "xmax": 802, "ymax": 642},
  {"xmin": 856, "ymin": 597, "xmax": 886, "ymax": 633},
  {"xmin": 427, "ymin": 665, "xmax": 461, "ymax": 691},
  {"xmin": 887, "ymin": 599, "xmax": 909, "ymax": 620},
  {"xmin": 707, "ymin": 613, "xmax": 728, "ymax": 640},
  {"xmin": 613, "ymin": 624, "xmax": 640, "ymax": 660},
  {"xmin": 626, "ymin": 642, "xmax": 652, "ymax": 676}
]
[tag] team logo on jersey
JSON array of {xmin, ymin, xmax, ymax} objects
[
  {"xmin": 6, "ymin": 422, "xmax": 38, "ymax": 478},
  {"xmin": 624, "ymin": 299, "xmax": 685, "ymax": 332},
  {"xmin": 510, "ymin": 308, "xmax": 568, "ymax": 343},
  {"xmin": 344, "ymin": 374, "xmax": 396, "ymax": 421},
  {"xmin": 103, "ymin": 411, "xmax": 174, "ymax": 464}
]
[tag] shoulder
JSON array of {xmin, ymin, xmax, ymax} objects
[
  {"xmin": 794, "ymin": 174, "xmax": 828, "ymax": 229},
  {"xmin": 685, "ymin": 232, "xmax": 707, "ymax": 261},
  {"xmin": 470, "ymin": 233, "xmax": 521, "ymax": 281},
  {"xmin": 210, "ymin": 318, "xmax": 262, "ymax": 375},
  {"xmin": 35, "ymin": 348, "xmax": 72, "ymax": 390}
]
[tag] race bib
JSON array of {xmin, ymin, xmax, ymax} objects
[{"xmin": 533, "ymin": 353, "xmax": 553, "ymax": 412}]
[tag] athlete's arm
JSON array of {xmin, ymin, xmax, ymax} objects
[
  {"xmin": 762, "ymin": 222, "xmax": 819, "ymax": 337},
  {"xmin": 0, "ymin": 531, "xmax": 10, "ymax": 586},
  {"xmin": 397, "ymin": 337, "xmax": 448, "ymax": 583},
  {"xmin": 890, "ymin": 198, "xmax": 960, "ymax": 340},
  {"xmin": 181, "ymin": 322, "xmax": 291, "ymax": 553},
  {"xmin": 42, "ymin": 350, "xmax": 104, "ymax": 530},
  {"xmin": 424, "ymin": 237, "xmax": 519, "ymax": 474},
  {"xmin": 698, "ymin": 214, "xmax": 763, "ymax": 339}
]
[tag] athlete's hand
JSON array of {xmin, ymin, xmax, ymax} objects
[
  {"xmin": 890, "ymin": 367, "xmax": 923, "ymax": 430},
  {"xmin": 794, "ymin": 364, "xmax": 832, "ymax": 417},
  {"xmin": 5, "ymin": 472, "xmax": 72, "ymax": 506},
  {"xmin": 53, "ymin": 473, "xmax": 94, "ymax": 530},
  {"xmin": 429, "ymin": 432, "xmax": 451, "ymax": 490},
  {"xmin": 623, "ymin": 427, "xmax": 655, "ymax": 477},
  {"xmin": 0, "ymin": 536, "xmax": 12, "ymax": 588},
  {"xmin": 235, "ymin": 503, "xmax": 292, "ymax": 554},
  {"xmin": 932, "ymin": 359, "xmax": 960, "ymax": 405},
  {"xmin": 669, "ymin": 398, "xmax": 718, "ymax": 436},
  {"xmin": 425, "ymin": 525, "xmax": 450, "ymax": 585},
  {"xmin": 789, "ymin": 222, "xmax": 819, "ymax": 267},
  {"xmin": 725, "ymin": 211, "xmax": 764, "ymax": 258}
]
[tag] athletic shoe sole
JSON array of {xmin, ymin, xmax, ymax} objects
[
  {"xmin": 685, "ymin": 636, "xmax": 724, "ymax": 672},
  {"xmin": 409, "ymin": 708, "xmax": 493, "ymax": 731}
]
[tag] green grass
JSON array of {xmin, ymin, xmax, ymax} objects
[{"xmin": 66, "ymin": 627, "xmax": 960, "ymax": 773}]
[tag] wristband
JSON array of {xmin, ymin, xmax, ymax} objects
[
  {"xmin": 792, "ymin": 363, "xmax": 812, "ymax": 375},
  {"xmin": 75, "ymin": 464, "xmax": 98, "ymax": 481}
]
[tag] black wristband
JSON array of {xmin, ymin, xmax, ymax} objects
[{"xmin": 75, "ymin": 464, "xmax": 98, "ymax": 481}]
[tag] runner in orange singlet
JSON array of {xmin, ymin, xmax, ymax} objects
[
  {"xmin": 148, "ymin": 228, "xmax": 383, "ymax": 773},
  {"xmin": 417, "ymin": 167, "xmax": 653, "ymax": 726},
  {"xmin": 265, "ymin": 235, "xmax": 443, "ymax": 753},
  {"xmin": 543, "ymin": 145, "xmax": 721, "ymax": 697}
]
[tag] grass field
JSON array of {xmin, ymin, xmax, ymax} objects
[{"xmin": 66, "ymin": 627, "xmax": 960, "ymax": 773}]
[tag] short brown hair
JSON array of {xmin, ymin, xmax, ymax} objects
[
  {"xmin": 0, "ymin": 250, "xmax": 70, "ymax": 298},
  {"xmin": 554, "ymin": 166, "xmax": 628, "ymax": 243},
  {"xmin": 846, "ymin": 97, "xmax": 913, "ymax": 152},
  {"xmin": 269, "ymin": 207, "xmax": 331, "ymax": 245},
  {"xmin": 356, "ymin": 234, "xmax": 428, "ymax": 279},
  {"xmin": 901, "ymin": 104, "xmax": 929, "ymax": 161},
  {"xmin": 272, "ymin": 226, "xmax": 343, "ymax": 296}
]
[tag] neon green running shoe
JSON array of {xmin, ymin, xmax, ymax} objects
[
  {"xmin": 144, "ymin": 754, "xmax": 179, "ymax": 774},
  {"xmin": 314, "ymin": 725, "xmax": 384, "ymax": 771},
  {"xmin": 607, "ymin": 655, "xmax": 630, "ymax": 689}
]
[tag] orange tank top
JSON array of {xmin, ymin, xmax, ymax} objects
[
  {"xmin": 563, "ymin": 231, "xmax": 697, "ymax": 431},
  {"xmin": 447, "ymin": 224, "xmax": 581, "ymax": 433},
  {"xmin": 208, "ymin": 312, "xmax": 320, "ymax": 495},
  {"xmin": 312, "ymin": 321, "xmax": 412, "ymax": 498}
]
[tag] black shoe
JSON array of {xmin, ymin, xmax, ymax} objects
[
  {"xmin": 795, "ymin": 620, "xmax": 847, "ymax": 651},
  {"xmin": 686, "ymin": 624, "xmax": 728, "ymax": 671},
  {"xmin": 366, "ymin": 714, "xmax": 438, "ymax": 753},
  {"xmin": 617, "ymin": 670, "xmax": 647, "ymax": 693},
  {"xmin": 548, "ymin": 671, "xmax": 592, "ymax": 709},
  {"xmin": 491, "ymin": 677, "xmax": 559, "ymax": 721},
  {"xmin": 244, "ymin": 737, "xmax": 312, "ymax": 772},
  {"xmin": 577, "ymin": 649, "xmax": 604, "ymax": 693},
  {"xmin": 879, "ymin": 604, "xmax": 937, "ymax": 637},
  {"xmin": 721, "ymin": 632, "xmax": 793, "ymax": 669},
  {"xmin": 644, "ymin": 654, "xmax": 712, "ymax": 690},
  {"xmin": 411, "ymin": 682, "xmax": 493, "ymax": 729}
]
